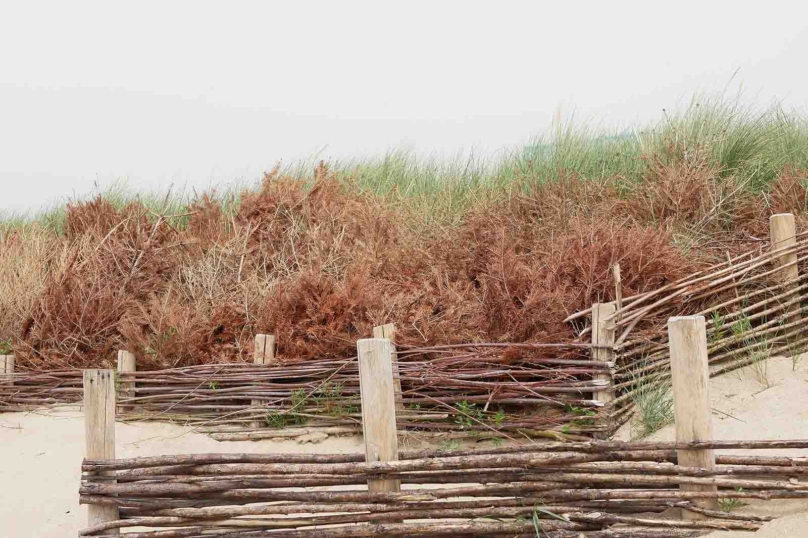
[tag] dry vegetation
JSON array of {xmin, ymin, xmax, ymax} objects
[{"xmin": 3, "ymin": 99, "xmax": 808, "ymax": 370}]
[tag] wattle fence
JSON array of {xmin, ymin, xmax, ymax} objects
[{"xmin": 4, "ymin": 213, "xmax": 808, "ymax": 442}]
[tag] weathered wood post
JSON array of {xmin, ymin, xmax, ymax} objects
[
  {"xmin": 0, "ymin": 354, "xmax": 13, "ymax": 385},
  {"xmin": 668, "ymin": 315, "xmax": 717, "ymax": 518},
  {"xmin": 357, "ymin": 338, "xmax": 400, "ymax": 493},
  {"xmin": 612, "ymin": 264, "xmax": 623, "ymax": 321},
  {"xmin": 372, "ymin": 324, "xmax": 404, "ymax": 412},
  {"xmin": 83, "ymin": 369, "xmax": 119, "ymax": 532},
  {"xmin": 116, "ymin": 350, "xmax": 136, "ymax": 414},
  {"xmin": 591, "ymin": 303, "xmax": 616, "ymax": 404},
  {"xmin": 769, "ymin": 213, "xmax": 801, "ymax": 329},
  {"xmin": 252, "ymin": 334, "xmax": 276, "ymax": 428},
  {"xmin": 254, "ymin": 334, "xmax": 276, "ymax": 365}
]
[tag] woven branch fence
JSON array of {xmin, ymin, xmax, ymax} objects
[
  {"xmin": 5, "ymin": 214, "xmax": 808, "ymax": 440},
  {"xmin": 1, "ymin": 344, "xmax": 608, "ymax": 440},
  {"xmin": 567, "ymin": 215, "xmax": 808, "ymax": 431},
  {"xmin": 79, "ymin": 439, "xmax": 808, "ymax": 537}
]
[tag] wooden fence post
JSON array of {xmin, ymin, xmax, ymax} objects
[
  {"xmin": 254, "ymin": 334, "xmax": 276, "ymax": 365},
  {"xmin": 252, "ymin": 334, "xmax": 276, "ymax": 428},
  {"xmin": 591, "ymin": 303, "xmax": 616, "ymax": 404},
  {"xmin": 668, "ymin": 316, "xmax": 717, "ymax": 518},
  {"xmin": 372, "ymin": 324, "xmax": 404, "ymax": 412},
  {"xmin": 116, "ymin": 351, "xmax": 136, "ymax": 414},
  {"xmin": 0, "ymin": 355, "xmax": 13, "ymax": 385},
  {"xmin": 83, "ymin": 369, "xmax": 119, "ymax": 532},
  {"xmin": 357, "ymin": 338, "xmax": 400, "ymax": 493},
  {"xmin": 769, "ymin": 213, "xmax": 801, "ymax": 328}
]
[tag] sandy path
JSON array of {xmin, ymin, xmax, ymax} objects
[
  {"xmin": 4, "ymin": 355, "xmax": 808, "ymax": 537},
  {"xmin": 0, "ymin": 408, "xmax": 364, "ymax": 537}
]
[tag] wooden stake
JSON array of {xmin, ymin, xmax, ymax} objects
[
  {"xmin": 668, "ymin": 316, "xmax": 717, "ymax": 518},
  {"xmin": 372, "ymin": 324, "xmax": 404, "ymax": 412},
  {"xmin": 254, "ymin": 334, "xmax": 276, "ymax": 365},
  {"xmin": 769, "ymin": 213, "xmax": 801, "ymax": 328},
  {"xmin": 613, "ymin": 265, "xmax": 623, "ymax": 322},
  {"xmin": 252, "ymin": 334, "xmax": 276, "ymax": 428},
  {"xmin": 591, "ymin": 303, "xmax": 615, "ymax": 404},
  {"xmin": 116, "ymin": 351, "xmax": 136, "ymax": 414},
  {"xmin": 0, "ymin": 355, "xmax": 13, "ymax": 385},
  {"xmin": 84, "ymin": 369, "xmax": 119, "ymax": 532},
  {"xmin": 357, "ymin": 338, "xmax": 400, "ymax": 493}
]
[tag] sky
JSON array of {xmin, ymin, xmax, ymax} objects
[{"xmin": 1, "ymin": 0, "xmax": 807, "ymax": 212}]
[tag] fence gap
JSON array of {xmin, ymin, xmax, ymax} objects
[
  {"xmin": 357, "ymin": 338, "xmax": 400, "ymax": 493},
  {"xmin": 668, "ymin": 315, "xmax": 717, "ymax": 518},
  {"xmin": 83, "ymin": 369, "xmax": 119, "ymax": 532}
]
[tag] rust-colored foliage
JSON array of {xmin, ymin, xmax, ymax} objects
[{"xmin": 8, "ymin": 163, "xmax": 806, "ymax": 369}]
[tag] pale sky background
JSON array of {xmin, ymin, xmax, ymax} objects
[{"xmin": 1, "ymin": 0, "xmax": 807, "ymax": 213}]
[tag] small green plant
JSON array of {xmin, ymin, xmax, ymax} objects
[
  {"xmin": 565, "ymin": 404, "xmax": 597, "ymax": 426},
  {"xmin": 710, "ymin": 311, "xmax": 726, "ymax": 343},
  {"xmin": 748, "ymin": 344, "xmax": 773, "ymax": 389},
  {"xmin": 264, "ymin": 388, "xmax": 310, "ymax": 428},
  {"xmin": 314, "ymin": 382, "xmax": 356, "ymax": 418},
  {"xmin": 208, "ymin": 381, "xmax": 219, "ymax": 391},
  {"xmin": 532, "ymin": 505, "xmax": 570, "ymax": 537},
  {"xmin": 490, "ymin": 409, "xmax": 506, "ymax": 428},
  {"xmin": 441, "ymin": 439, "xmax": 461, "ymax": 451},
  {"xmin": 0, "ymin": 340, "xmax": 12, "ymax": 355},
  {"xmin": 790, "ymin": 341, "xmax": 801, "ymax": 372},
  {"xmin": 265, "ymin": 410, "xmax": 288, "ymax": 428},
  {"xmin": 291, "ymin": 388, "xmax": 308, "ymax": 409},
  {"xmin": 630, "ymin": 364, "xmax": 675, "ymax": 439},
  {"xmin": 454, "ymin": 400, "xmax": 484, "ymax": 428},
  {"xmin": 729, "ymin": 314, "xmax": 752, "ymax": 337},
  {"xmin": 718, "ymin": 488, "xmax": 745, "ymax": 512},
  {"xmin": 408, "ymin": 403, "xmax": 421, "ymax": 410},
  {"xmin": 491, "ymin": 437, "xmax": 505, "ymax": 447}
]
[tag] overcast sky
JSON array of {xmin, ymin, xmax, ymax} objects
[{"xmin": 1, "ymin": 1, "xmax": 807, "ymax": 213}]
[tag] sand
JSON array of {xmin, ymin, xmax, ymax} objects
[
  {"xmin": 617, "ymin": 355, "xmax": 808, "ymax": 537},
  {"xmin": 0, "ymin": 408, "xmax": 365, "ymax": 537},
  {"xmin": 3, "ymin": 355, "xmax": 808, "ymax": 537}
]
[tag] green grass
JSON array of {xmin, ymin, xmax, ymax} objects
[
  {"xmin": 5, "ymin": 94, "xmax": 808, "ymax": 233},
  {"xmin": 630, "ymin": 365, "xmax": 675, "ymax": 439}
]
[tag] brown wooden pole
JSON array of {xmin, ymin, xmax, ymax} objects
[
  {"xmin": 252, "ymin": 334, "xmax": 276, "ymax": 428},
  {"xmin": 357, "ymin": 338, "xmax": 400, "ymax": 493},
  {"xmin": 0, "ymin": 355, "xmax": 13, "ymax": 385},
  {"xmin": 372, "ymin": 324, "xmax": 404, "ymax": 412},
  {"xmin": 84, "ymin": 369, "xmax": 119, "ymax": 532},
  {"xmin": 613, "ymin": 264, "xmax": 623, "ymax": 322},
  {"xmin": 591, "ymin": 303, "xmax": 616, "ymax": 404},
  {"xmin": 116, "ymin": 351, "xmax": 136, "ymax": 414},
  {"xmin": 770, "ymin": 213, "xmax": 801, "ymax": 330},
  {"xmin": 668, "ymin": 316, "xmax": 717, "ymax": 518}
]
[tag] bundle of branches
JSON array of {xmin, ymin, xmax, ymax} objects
[
  {"xmin": 567, "ymin": 231, "xmax": 808, "ymax": 427},
  {"xmin": 79, "ymin": 438, "xmax": 808, "ymax": 537},
  {"xmin": 117, "ymin": 343, "xmax": 609, "ymax": 438},
  {"xmin": 0, "ymin": 369, "xmax": 83, "ymax": 412}
]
